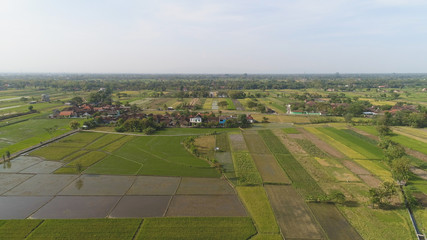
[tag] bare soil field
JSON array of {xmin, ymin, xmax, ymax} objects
[
  {"xmin": 358, "ymin": 174, "xmax": 382, "ymax": 187},
  {"xmin": 166, "ymin": 195, "xmax": 247, "ymax": 217},
  {"xmin": 342, "ymin": 160, "xmax": 370, "ymax": 175},
  {"xmin": 251, "ymin": 153, "xmax": 291, "ymax": 184},
  {"xmin": 308, "ymin": 203, "xmax": 363, "ymax": 240},
  {"xmin": 265, "ymin": 185, "xmax": 324, "ymax": 240}
]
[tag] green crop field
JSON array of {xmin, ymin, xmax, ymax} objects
[
  {"xmin": 259, "ymin": 130, "xmax": 323, "ymax": 197},
  {"xmin": 356, "ymin": 125, "xmax": 427, "ymax": 155},
  {"xmin": 316, "ymin": 127, "xmax": 383, "ymax": 160},
  {"xmin": 225, "ymin": 98, "xmax": 236, "ymax": 110},
  {"xmin": 30, "ymin": 146, "xmax": 80, "ymax": 161},
  {"xmin": 85, "ymin": 134, "xmax": 125, "ymax": 150},
  {"xmin": 102, "ymin": 135, "xmax": 135, "ymax": 153},
  {"xmin": 87, "ymin": 135, "xmax": 220, "ymax": 177},
  {"xmin": 258, "ymin": 130, "xmax": 290, "ymax": 154},
  {"xmin": 0, "ymin": 118, "xmax": 78, "ymax": 156},
  {"xmin": 0, "ymin": 220, "xmax": 43, "ymax": 239},
  {"xmin": 232, "ymin": 152, "xmax": 263, "ymax": 185},
  {"xmin": 50, "ymin": 132, "xmax": 105, "ymax": 148},
  {"xmin": 216, "ymin": 133, "xmax": 231, "ymax": 152},
  {"xmin": 137, "ymin": 217, "xmax": 256, "ymax": 240},
  {"xmin": 282, "ymin": 128, "xmax": 299, "ymax": 134},
  {"xmin": 237, "ymin": 186, "xmax": 280, "ymax": 234},
  {"xmin": 27, "ymin": 219, "xmax": 141, "ymax": 240},
  {"xmin": 203, "ymin": 98, "xmax": 213, "ymax": 110}
]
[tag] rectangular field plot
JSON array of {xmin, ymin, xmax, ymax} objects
[
  {"xmin": 30, "ymin": 196, "xmax": 121, "ymax": 219},
  {"xmin": 308, "ymin": 203, "xmax": 363, "ymax": 240},
  {"xmin": 176, "ymin": 177, "xmax": 235, "ymax": 195},
  {"xmin": 101, "ymin": 135, "xmax": 135, "ymax": 153},
  {"xmin": 0, "ymin": 156, "xmax": 41, "ymax": 173},
  {"xmin": 29, "ymin": 146, "xmax": 80, "ymax": 161},
  {"xmin": 87, "ymin": 136, "xmax": 220, "ymax": 178},
  {"xmin": 59, "ymin": 175, "xmax": 135, "ymax": 196},
  {"xmin": 229, "ymin": 134, "xmax": 248, "ymax": 152},
  {"xmin": 126, "ymin": 176, "xmax": 180, "ymax": 195},
  {"xmin": 109, "ymin": 196, "xmax": 171, "ymax": 218},
  {"xmin": 237, "ymin": 186, "xmax": 279, "ymax": 234},
  {"xmin": 4, "ymin": 174, "xmax": 78, "ymax": 196},
  {"xmin": 0, "ymin": 174, "xmax": 33, "ymax": 194},
  {"xmin": 0, "ymin": 196, "xmax": 52, "ymax": 219},
  {"xmin": 251, "ymin": 154, "xmax": 291, "ymax": 184},
  {"xmin": 232, "ymin": 152, "xmax": 262, "ymax": 186},
  {"xmin": 136, "ymin": 217, "xmax": 256, "ymax": 240},
  {"xmin": 265, "ymin": 185, "xmax": 324, "ymax": 240},
  {"xmin": 48, "ymin": 132, "xmax": 105, "ymax": 148},
  {"xmin": 0, "ymin": 220, "xmax": 43, "ymax": 239},
  {"xmin": 242, "ymin": 131, "xmax": 271, "ymax": 154},
  {"xmin": 166, "ymin": 195, "xmax": 247, "ymax": 217},
  {"xmin": 20, "ymin": 161, "xmax": 63, "ymax": 174},
  {"xmin": 85, "ymin": 134, "xmax": 125, "ymax": 150},
  {"xmin": 28, "ymin": 219, "xmax": 141, "ymax": 240}
]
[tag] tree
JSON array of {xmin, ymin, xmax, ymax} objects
[
  {"xmin": 70, "ymin": 96, "xmax": 84, "ymax": 106},
  {"xmin": 391, "ymin": 157, "xmax": 411, "ymax": 184},
  {"xmin": 28, "ymin": 105, "xmax": 34, "ymax": 112},
  {"xmin": 262, "ymin": 117, "xmax": 269, "ymax": 123},
  {"xmin": 329, "ymin": 190, "xmax": 346, "ymax": 204},
  {"xmin": 69, "ymin": 120, "xmax": 81, "ymax": 130},
  {"xmin": 247, "ymin": 100, "xmax": 258, "ymax": 109},
  {"xmin": 5, "ymin": 151, "xmax": 10, "ymax": 161},
  {"xmin": 344, "ymin": 113, "xmax": 353, "ymax": 123},
  {"xmin": 368, "ymin": 181, "xmax": 397, "ymax": 208},
  {"xmin": 377, "ymin": 124, "xmax": 392, "ymax": 137}
]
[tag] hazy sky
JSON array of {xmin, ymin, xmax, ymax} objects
[{"xmin": 0, "ymin": 0, "xmax": 426, "ymax": 73}]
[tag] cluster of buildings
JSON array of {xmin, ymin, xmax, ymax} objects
[{"xmin": 50, "ymin": 103, "xmax": 255, "ymax": 127}]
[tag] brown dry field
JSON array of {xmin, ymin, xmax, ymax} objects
[
  {"xmin": 166, "ymin": 195, "xmax": 247, "ymax": 217},
  {"xmin": 189, "ymin": 98, "xmax": 200, "ymax": 106},
  {"xmin": 229, "ymin": 133, "xmax": 248, "ymax": 152},
  {"xmin": 414, "ymin": 192, "xmax": 427, "ymax": 207},
  {"xmin": 251, "ymin": 153, "xmax": 291, "ymax": 184},
  {"xmin": 332, "ymin": 171, "xmax": 361, "ymax": 183},
  {"xmin": 195, "ymin": 135, "xmax": 215, "ymax": 159},
  {"xmin": 308, "ymin": 203, "xmax": 363, "ymax": 240},
  {"xmin": 265, "ymin": 185, "xmax": 324, "ymax": 240},
  {"xmin": 342, "ymin": 160, "xmax": 371, "ymax": 175},
  {"xmin": 298, "ymin": 128, "xmax": 346, "ymax": 159},
  {"xmin": 242, "ymin": 131, "xmax": 271, "ymax": 154},
  {"xmin": 176, "ymin": 177, "xmax": 235, "ymax": 195},
  {"xmin": 358, "ymin": 174, "xmax": 382, "ymax": 187}
]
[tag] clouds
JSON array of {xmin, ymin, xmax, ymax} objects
[{"xmin": 0, "ymin": 0, "xmax": 425, "ymax": 73}]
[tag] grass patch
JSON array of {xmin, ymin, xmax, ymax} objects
[
  {"xmin": 90, "ymin": 136, "xmax": 220, "ymax": 178},
  {"xmin": 67, "ymin": 151, "xmax": 108, "ymax": 168},
  {"xmin": 102, "ymin": 135, "xmax": 135, "ymax": 153},
  {"xmin": 85, "ymin": 134, "xmax": 125, "ymax": 150},
  {"xmin": 136, "ymin": 217, "xmax": 256, "ymax": 240},
  {"xmin": 226, "ymin": 98, "xmax": 236, "ymax": 110},
  {"xmin": 258, "ymin": 130, "xmax": 290, "ymax": 154},
  {"xmin": 282, "ymin": 128, "xmax": 299, "ymax": 134},
  {"xmin": 28, "ymin": 219, "xmax": 141, "ymax": 240},
  {"xmin": 294, "ymin": 138, "xmax": 329, "ymax": 158},
  {"xmin": 195, "ymin": 135, "xmax": 215, "ymax": 160},
  {"xmin": 216, "ymin": 133, "xmax": 231, "ymax": 152},
  {"xmin": 232, "ymin": 152, "xmax": 263, "ymax": 185},
  {"xmin": 237, "ymin": 186, "xmax": 280, "ymax": 233},
  {"xmin": 30, "ymin": 146, "xmax": 80, "ymax": 161},
  {"xmin": 61, "ymin": 150, "xmax": 89, "ymax": 163},
  {"xmin": 49, "ymin": 132, "xmax": 105, "ymax": 148}
]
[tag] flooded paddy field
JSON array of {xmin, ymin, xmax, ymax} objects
[{"xmin": 0, "ymin": 156, "xmax": 244, "ymax": 219}]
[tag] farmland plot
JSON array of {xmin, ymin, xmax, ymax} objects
[
  {"xmin": 232, "ymin": 152, "xmax": 262, "ymax": 185},
  {"xmin": 265, "ymin": 185, "xmax": 324, "ymax": 240},
  {"xmin": 309, "ymin": 203, "xmax": 363, "ymax": 240},
  {"xmin": 229, "ymin": 134, "xmax": 248, "ymax": 152},
  {"xmin": 237, "ymin": 186, "xmax": 280, "ymax": 234}
]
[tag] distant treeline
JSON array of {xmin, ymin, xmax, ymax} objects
[{"xmin": 1, "ymin": 73, "xmax": 426, "ymax": 92}]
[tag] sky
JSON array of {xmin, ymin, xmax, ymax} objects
[{"xmin": 0, "ymin": 0, "xmax": 426, "ymax": 74}]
